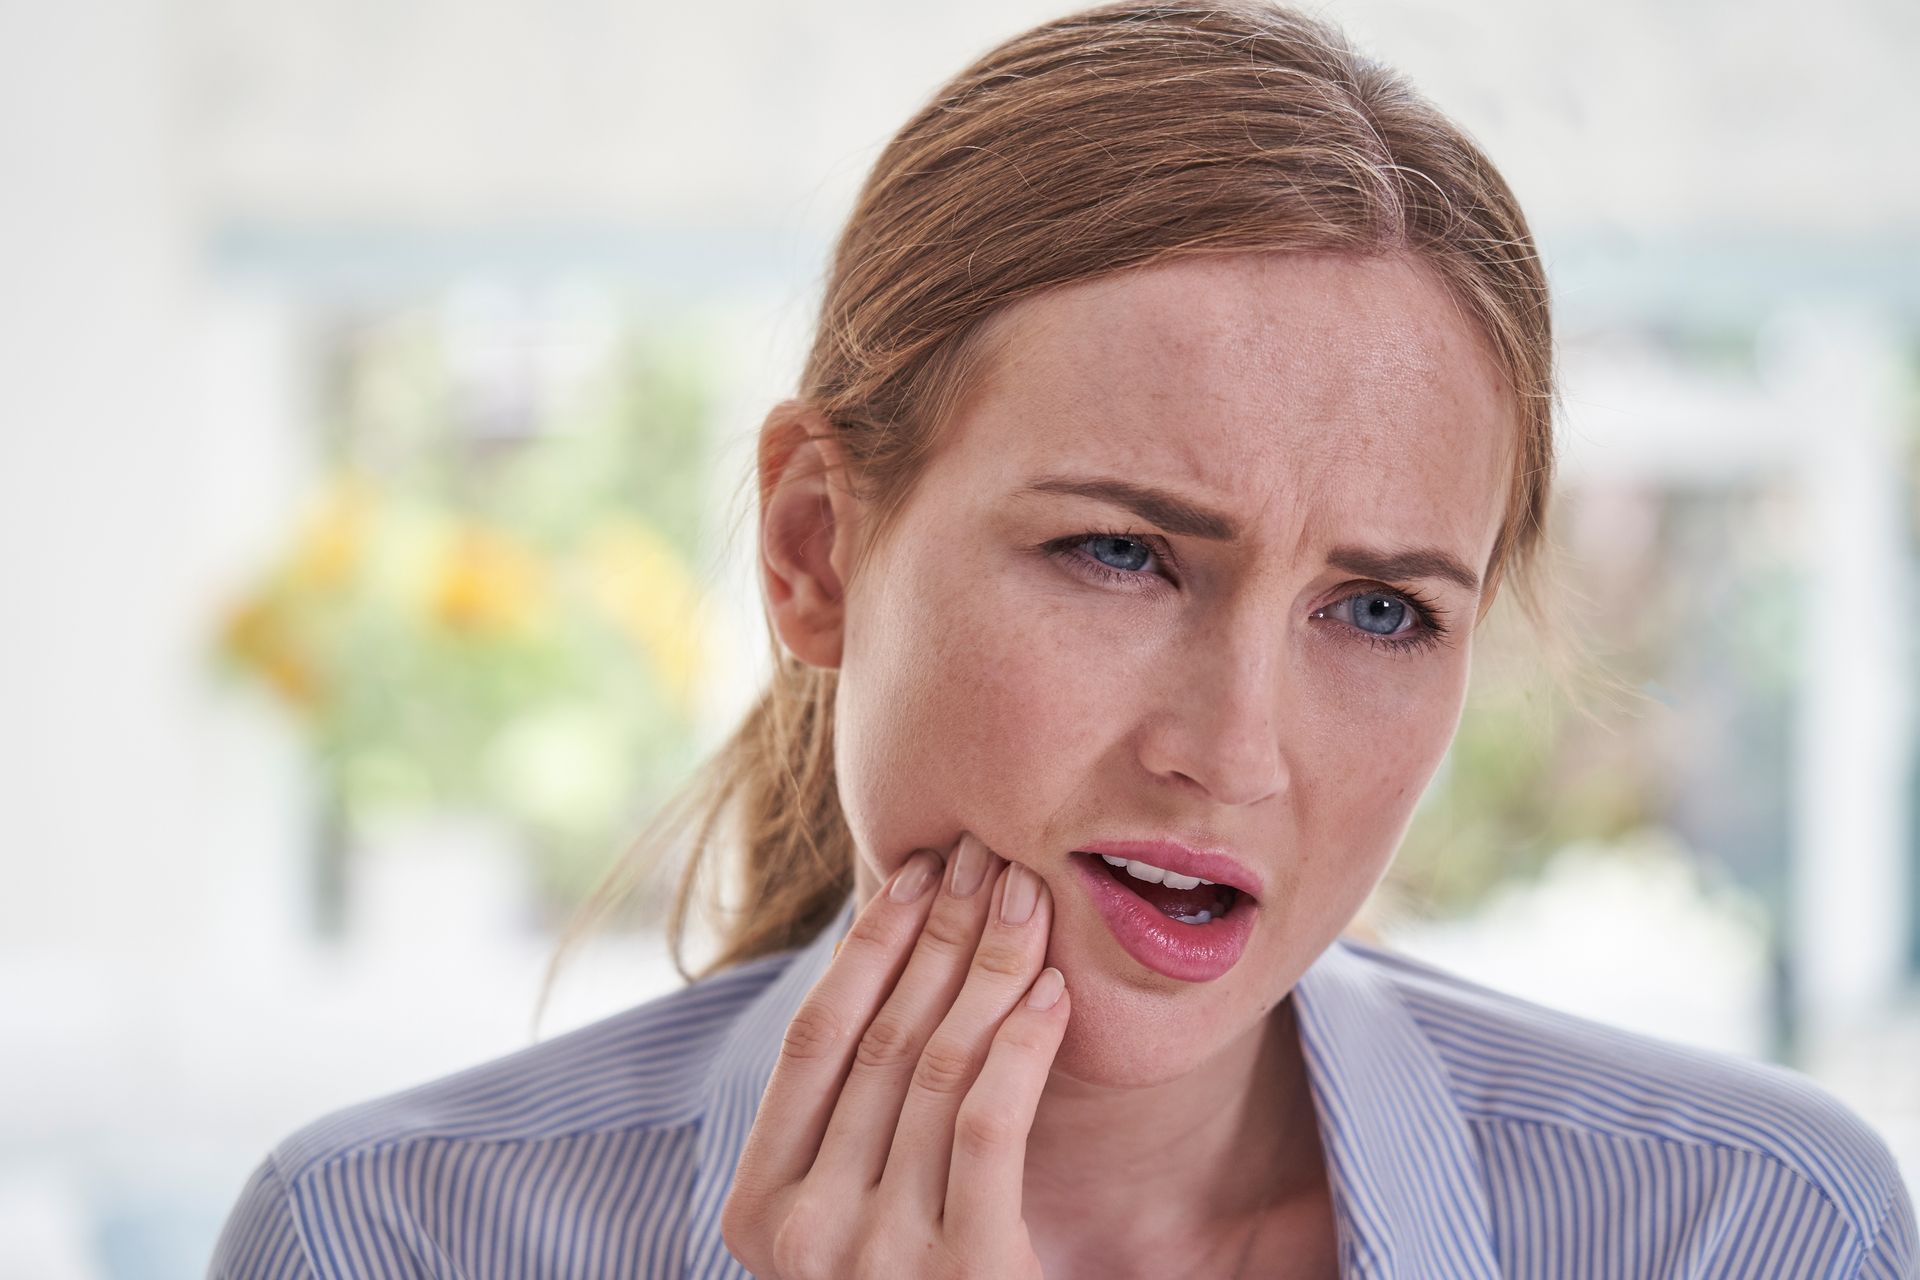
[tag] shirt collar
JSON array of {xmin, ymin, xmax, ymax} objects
[
  {"xmin": 1294, "ymin": 934, "xmax": 1503, "ymax": 1277},
  {"xmin": 686, "ymin": 894, "xmax": 1500, "ymax": 1280}
]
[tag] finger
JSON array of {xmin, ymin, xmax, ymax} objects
[
  {"xmin": 882, "ymin": 859, "xmax": 1052, "ymax": 1216},
  {"xmin": 731, "ymin": 847, "xmax": 945, "ymax": 1197},
  {"xmin": 944, "ymin": 966, "xmax": 1069, "ymax": 1252},
  {"xmin": 810, "ymin": 833, "xmax": 1003, "ymax": 1188}
]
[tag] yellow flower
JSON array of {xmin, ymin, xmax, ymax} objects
[
  {"xmin": 579, "ymin": 517, "xmax": 709, "ymax": 718},
  {"xmin": 216, "ymin": 594, "xmax": 324, "ymax": 713},
  {"xmin": 428, "ymin": 521, "xmax": 548, "ymax": 634},
  {"xmin": 289, "ymin": 471, "xmax": 377, "ymax": 591}
]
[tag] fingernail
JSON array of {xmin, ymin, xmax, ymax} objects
[
  {"xmin": 889, "ymin": 850, "xmax": 942, "ymax": 903},
  {"xmin": 948, "ymin": 835, "xmax": 992, "ymax": 898},
  {"xmin": 1000, "ymin": 862, "xmax": 1040, "ymax": 925},
  {"xmin": 1026, "ymin": 967, "xmax": 1064, "ymax": 1010}
]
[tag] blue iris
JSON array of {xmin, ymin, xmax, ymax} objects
[
  {"xmin": 1352, "ymin": 592, "xmax": 1408, "ymax": 635},
  {"xmin": 1085, "ymin": 536, "xmax": 1151, "ymax": 573}
]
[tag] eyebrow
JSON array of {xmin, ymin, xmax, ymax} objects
[{"xmin": 1013, "ymin": 473, "xmax": 1483, "ymax": 594}]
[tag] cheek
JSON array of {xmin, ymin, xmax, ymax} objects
[
  {"xmin": 1282, "ymin": 658, "xmax": 1469, "ymax": 910},
  {"xmin": 1312, "ymin": 668, "xmax": 1461, "ymax": 798},
  {"xmin": 833, "ymin": 562, "xmax": 1100, "ymax": 865}
]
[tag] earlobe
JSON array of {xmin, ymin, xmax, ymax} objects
[{"xmin": 757, "ymin": 402, "xmax": 861, "ymax": 670}]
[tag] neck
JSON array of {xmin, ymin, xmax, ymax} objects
[{"xmin": 1020, "ymin": 993, "xmax": 1327, "ymax": 1274}]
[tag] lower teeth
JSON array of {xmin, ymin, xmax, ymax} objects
[{"xmin": 1096, "ymin": 857, "xmax": 1237, "ymax": 924}]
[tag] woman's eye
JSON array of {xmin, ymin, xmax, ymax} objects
[
  {"xmin": 1046, "ymin": 530, "xmax": 1451, "ymax": 656},
  {"xmin": 1344, "ymin": 591, "xmax": 1412, "ymax": 636},
  {"xmin": 1317, "ymin": 589, "xmax": 1449, "ymax": 655},
  {"xmin": 1079, "ymin": 534, "xmax": 1156, "ymax": 575},
  {"xmin": 1047, "ymin": 530, "xmax": 1171, "ymax": 585}
]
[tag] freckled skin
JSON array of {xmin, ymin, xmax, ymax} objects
[{"xmin": 764, "ymin": 250, "xmax": 1515, "ymax": 1275}]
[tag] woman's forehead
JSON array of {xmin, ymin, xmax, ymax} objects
[
  {"xmin": 980, "ymin": 253, "xmax": 1503, "ymax": 422},
  {"xmin": 949, "ymin": 252, "xmax": 1515, "ymax": 552}
]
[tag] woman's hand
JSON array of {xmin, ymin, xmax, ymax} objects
[{"xmin": 720, "ymin": 833, "xmax": 1070, "ymax": 1280}]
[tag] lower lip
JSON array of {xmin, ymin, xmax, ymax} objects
[{"xmin": 1071, "ymin": 854, "xmax": 1257, "ymax": 982}]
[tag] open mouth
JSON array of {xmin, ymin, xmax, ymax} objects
[{"xmin": 1078, "ymin": 852, "xmax": 1246, "ymax": 926}]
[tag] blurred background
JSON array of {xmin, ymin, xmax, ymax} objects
[{"xmin": 3, "ymin": 0, "xmax": 1917, "ymax": 1273}]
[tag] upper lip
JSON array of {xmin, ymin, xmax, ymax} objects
[{"xmin": 1073, "ymin": 839, "xmax": 1264, "ymax": 900}]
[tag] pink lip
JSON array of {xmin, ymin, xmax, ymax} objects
[
  {"xmin": 1072, "ymin": 839, "xmax": 1264, "ymax": 900},
  {"xmin": 1071, "ymin": 854, "xmax": 1257, "ymax": 982}
]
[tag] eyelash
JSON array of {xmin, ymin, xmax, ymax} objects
[{"xmin": 1041, "ymin": 527, "xmax": 1452, "ymax": 656}]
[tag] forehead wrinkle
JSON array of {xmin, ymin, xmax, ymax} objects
[{"xmin": 959, "ymin": 254, "xmax": 1511, "ymax": 571}]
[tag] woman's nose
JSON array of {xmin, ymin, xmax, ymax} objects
[{"xmin": 1135, "ymin": 612, "xmax": 1291, "ymax": 807}]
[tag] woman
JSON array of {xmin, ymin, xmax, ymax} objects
[{"xmin": 210, "ymin": 2, "xmax": 1918, "ymax": 1277}]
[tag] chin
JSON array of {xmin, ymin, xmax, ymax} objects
[{"xmin": 1039, "ymin": 961, "xmax": 1267, "ymax": 1090}]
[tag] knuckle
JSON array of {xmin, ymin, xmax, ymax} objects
[
  {"xmin": 719, "ymin": 1179, "xmax": 766, "ymax": 1225},
  {"xmin": 780, "ymin": 1003, "xmax": 850, "ymax": 1065},
  {"xmin": 769, "ymin": 1199, "xmax": 836, "ymax": 1279},
  {"xmin": 912, "ymin": 1036, "xmax": 978, "ymax": 1097},
  {"xmin": 852, "ymin": 1012, "xmax": 920, "ymax": 1072},
  {"xmin": 972, "ymin": 935, "xmax": 1031, "ymax": 981},
  {"xmin": 917, "ymin": 908, "xmax": 978, "ymax": 956},
  {"xmin": 718, "ymin": 1192, "xmax": 769, "ymax": 1271},
  {"xmin": 953, "ymin": 1098, "xmax": 1019, "ymax": 1160},
  {"xmin": 845, "ymin": 907, "xmax": 905, "ymax": 955},
  {"xmin": 851, "ymin": 1239, "xmax": 903, "ymax": 1280},
  {"xmin": 995, "ymin": 1019, "xmax": 1054, "ymax": 1057}
]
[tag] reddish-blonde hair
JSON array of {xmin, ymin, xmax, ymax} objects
[{"xmin": 539, "ymin": 0, "xmax": 1563, "ymax": 1010}]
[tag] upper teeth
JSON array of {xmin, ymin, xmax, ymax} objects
[{"xmin": 1098, "ymin": 853, "xmax": 1213, "ymax": 891}]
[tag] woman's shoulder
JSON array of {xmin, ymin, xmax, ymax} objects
[
  {"xmin": 284, "ymin": 946, "xmax": 793, "ymax": 1169},
  {"xmin": 209, "ymin": 945, "xmax": 801, "ymax": 1278},
  {"xmin": 1340, "ymin": 937, "xmax": 1916, "ymax": 1265}
]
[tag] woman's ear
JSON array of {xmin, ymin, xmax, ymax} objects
[{"xmin": 758, "ymin": 401, "xmax": 865, "ymax": 669}]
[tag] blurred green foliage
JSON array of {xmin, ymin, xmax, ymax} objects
[
  {"xmin": 209, "ymin": 295, "xmax": 722, "ymax": 918},
  {"xmin": 1392, "ymin": 474, "xmax": 1809, "ymax": 923}
]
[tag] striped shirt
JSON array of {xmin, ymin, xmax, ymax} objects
[{"xmin": 210, "ymin": 893, "xmax": 1918, "ymax": 1278}]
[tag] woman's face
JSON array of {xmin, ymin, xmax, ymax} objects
[{"xmin": 805, "ymin": 251, "xmax": 1513, "ymax": 1087}]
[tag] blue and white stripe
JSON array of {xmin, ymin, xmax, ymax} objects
[{"xmin": 210, "ymin": 894, "xmax": 1918, "ymax": 1277}]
